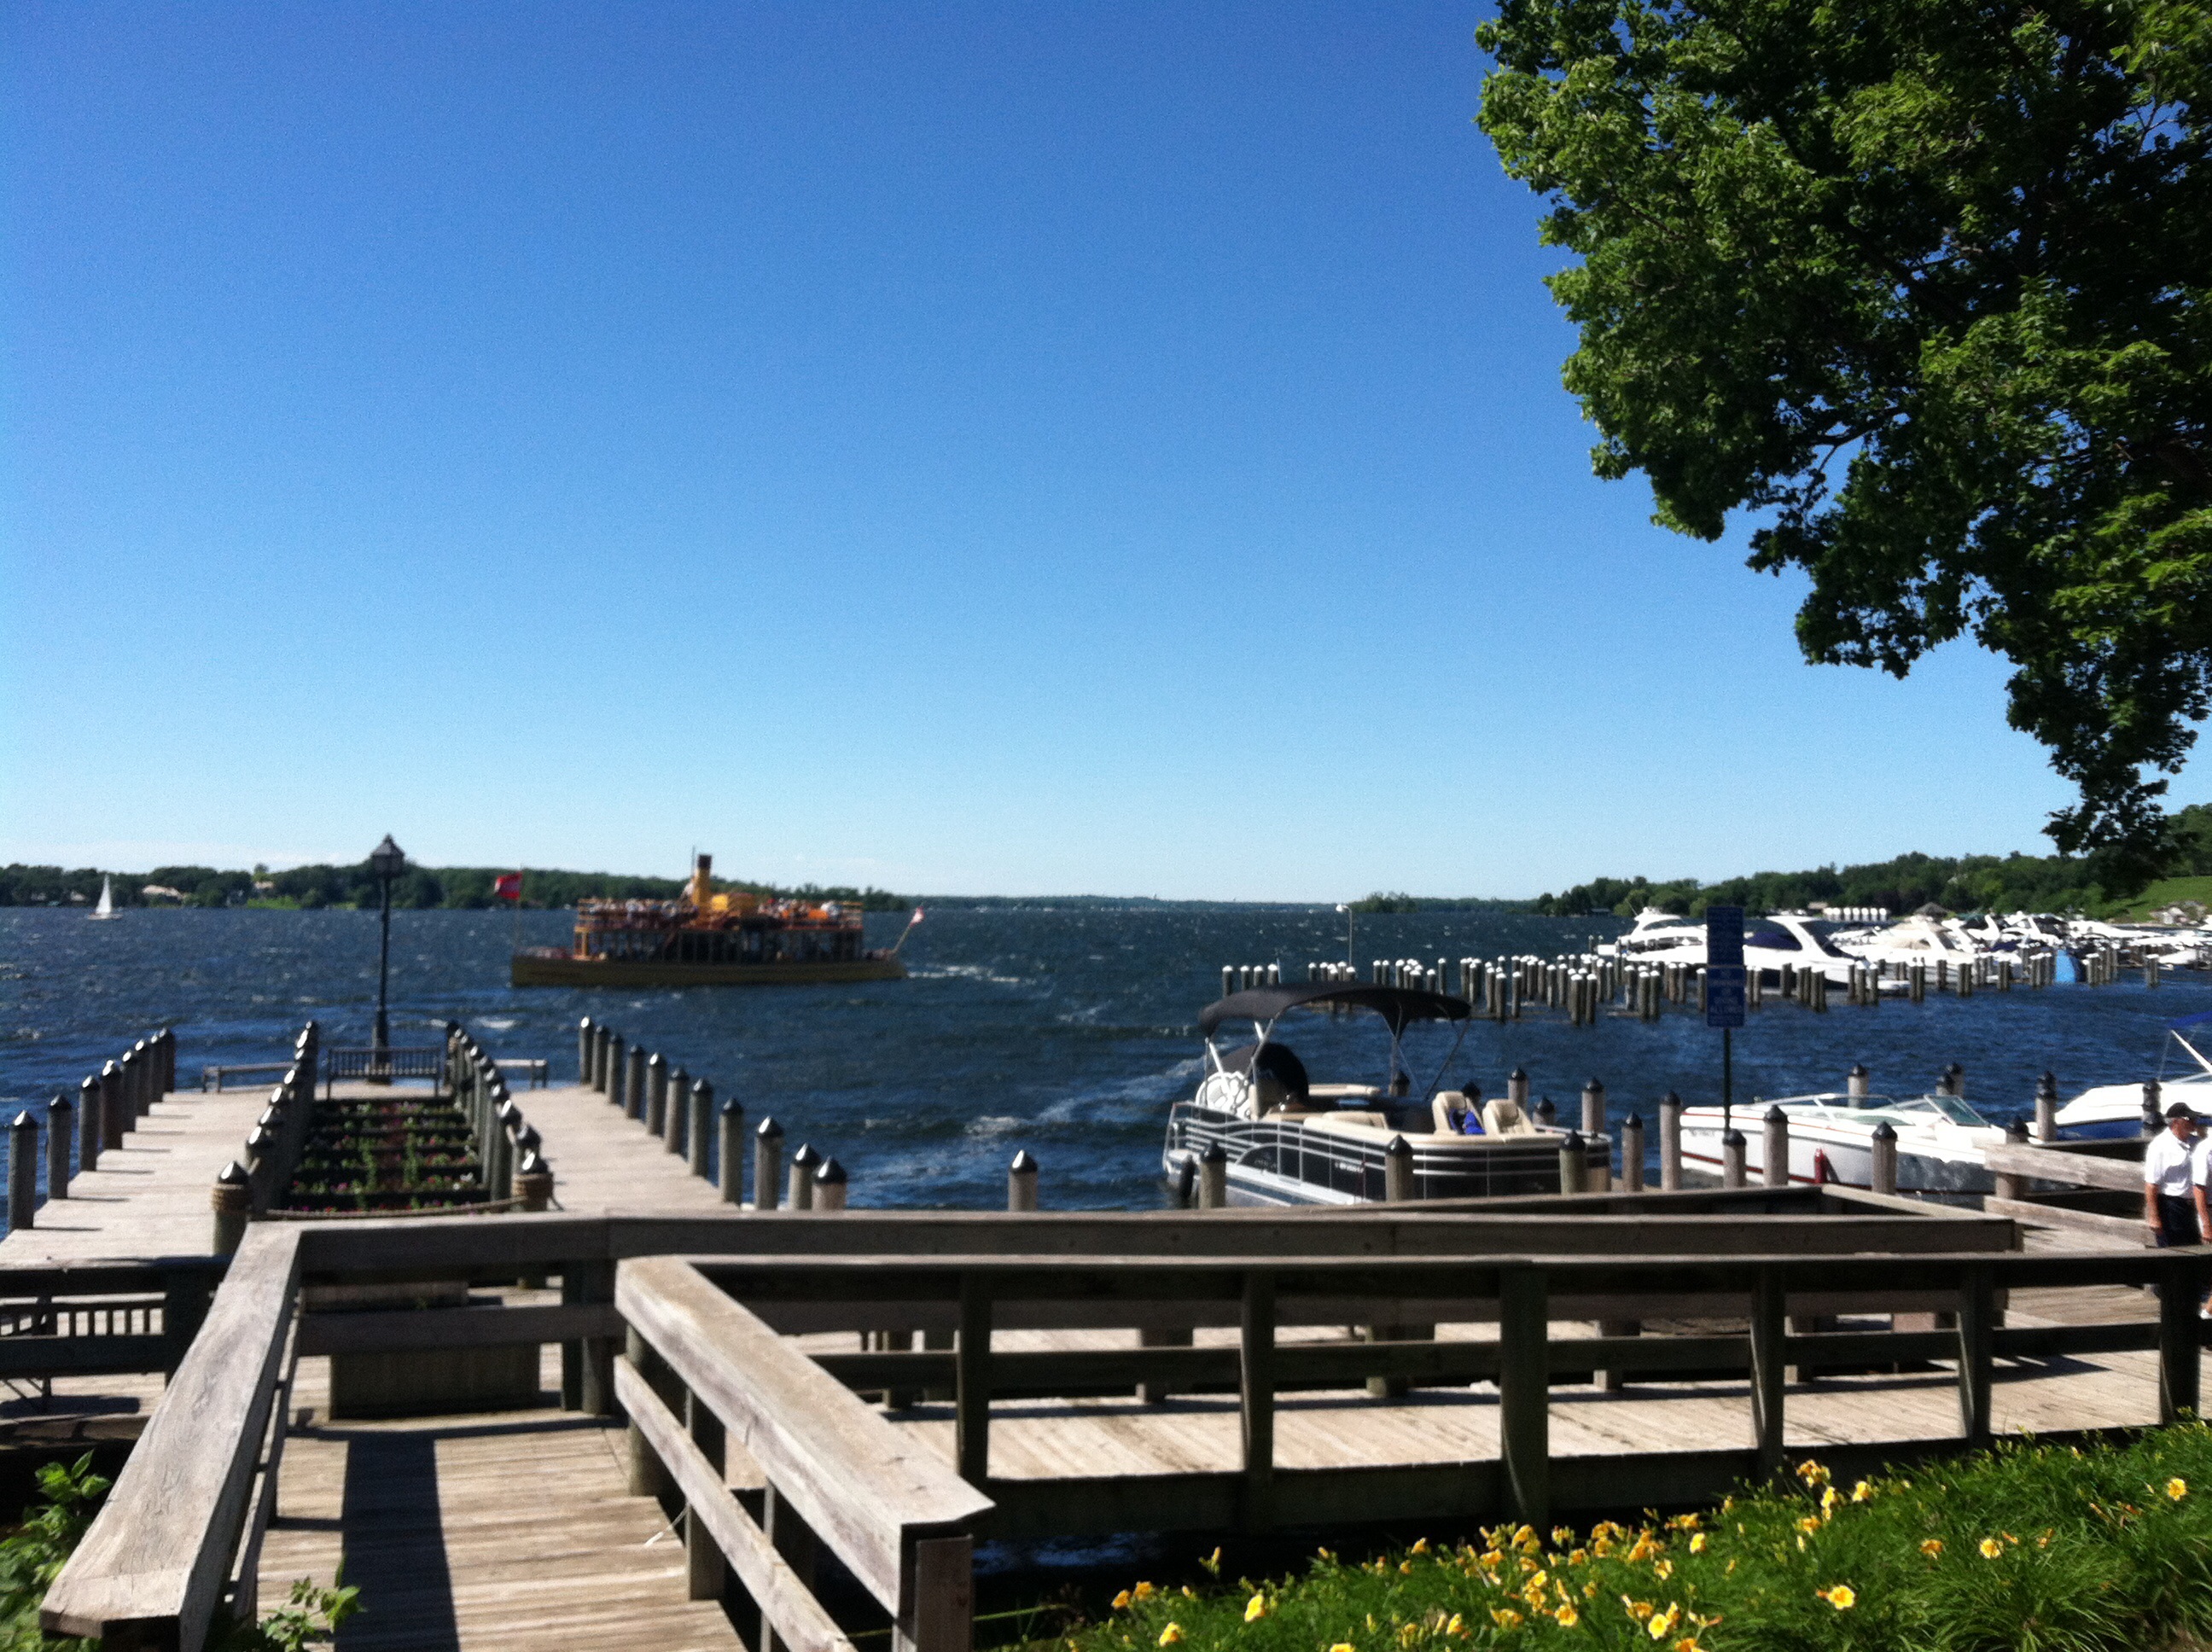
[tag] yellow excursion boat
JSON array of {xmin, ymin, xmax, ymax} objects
[{"xmin": 510, "ymin": 855, "xmax": 911, "ymax": 988}]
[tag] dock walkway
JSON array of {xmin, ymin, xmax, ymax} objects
[{"xmin": 515, "ymin": 1085, "xmax": 733, "ymax": 1215}]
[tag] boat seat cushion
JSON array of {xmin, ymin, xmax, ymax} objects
[
  {"xmin": 1432, "ymin": 1092, "xmax": 1477, "ymax": 1136},
  {"xmin": 1481, "ymin": 1098, "xmax": 1538, "ymax": 1137}
]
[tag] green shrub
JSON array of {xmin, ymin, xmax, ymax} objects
[{"xmin": 1072, "ymin": 1428, "xmax": 2212, "ymax": 1652}]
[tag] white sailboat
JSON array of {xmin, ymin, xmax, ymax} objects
[{"xmin": 90, "ymin": 875, "xmax": 120, "ymax": 921}]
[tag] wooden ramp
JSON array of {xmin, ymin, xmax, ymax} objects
[{"xmin": 259, "ymin": 1350, "xmax": 740, "ymax": 1652}]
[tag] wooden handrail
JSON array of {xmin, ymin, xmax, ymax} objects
[
  {"xmin": 42, "ymin": 1225, "xmax": 300, "ymax": 1650},
  {"xmin": 617, "ymin": 1257, "xmax": 990, "ymax": 1616}
]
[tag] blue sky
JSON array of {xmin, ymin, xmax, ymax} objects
[{"xmin": 0, "ymin": 3, "xmax": 2157, "ymax": 899}]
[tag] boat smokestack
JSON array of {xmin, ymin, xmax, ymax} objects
[{"xmin": 690, "ymin": 853, "xmax": 713, "ymax": 908}]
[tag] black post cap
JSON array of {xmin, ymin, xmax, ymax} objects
[
  {"xmin": 1201, "ymin": 1141, "xmax": 1228, "ymax": 1165},
  {"xmin": 757, "ymin": 1116, "xmax": 783, "ymax": 1140},
  {"xmin": 1010, "ymin": 1149, "xmax": 1038, "ymax": 1172},
  {"xmin": 815, "ymin": 1157, "xmax": 847, "ymax": 1185}
]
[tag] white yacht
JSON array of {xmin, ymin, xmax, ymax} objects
[
  {"xmin": 1676, "ymin": 1089, "xmax": 2005, "ymax": 1193},
  {"xmin": 2053, "ymin": 1013, "xmax": 2212, "ymax": 1139},
  {"xmin": 1161, "ymin": 983, "xmax": 1604, "ymax": 1205},
  {"xmin": 1599, "ymin": 907, "xmax": 1869, "ymax": 988}
]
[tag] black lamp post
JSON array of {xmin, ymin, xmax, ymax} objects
[{"xmin": 369, "ymin": 835, "xmax": 405, "ymax": 1062}]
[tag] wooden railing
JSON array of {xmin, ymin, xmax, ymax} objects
[
  {"xmin": 620, "ymin": 1256, "xmax": 990, "ymax": 1652},
  {"xmin": 320, "ymin": 1044, "xmax": 445, "ymax": 1095},
  {"xmin": 32, "ymin": 1197, "xmax": 2154, "ymax": 1651},
  {"xmin": 0, "ymin": 1258, "xmax": 224, "ymax": 1385}
]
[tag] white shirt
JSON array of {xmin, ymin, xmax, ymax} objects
[
  {"xmin": 2145, "ymin": 1130, "xmax": 2197, "ymax": 1195},
  {"xmin": 2194, "ymin": 1136, "xmax": 2212, "ymax": 1189}
]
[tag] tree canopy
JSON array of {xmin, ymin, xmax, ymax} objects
[{"xmin": 1478, "ymin": 0, "xmax": 2212, "ymax": 870}]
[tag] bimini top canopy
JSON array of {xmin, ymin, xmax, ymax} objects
[{"xmin": 1199, "ymin": 984, "xmax": 1472, "ymax": 1039}]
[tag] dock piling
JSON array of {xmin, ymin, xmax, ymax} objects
[
  {"xmin": 665, "ymin": 1067, "xmax": 690, "ymax": 1155},
  {"xmin": 2034, "ymin": 1072, "xmax": 2058, "ymax": 1143},
  {"xmin": 647, "ymin": 1053, "xmax": 668, "ymax": 1136},
  {"xmin": 8, "ymin": 1112, "xmax": 36, "ymax": 1230},
  {"xmin": 1994, "ymin": 1121, "xmax": 2030, "ymax": 1202},
  {"xmin": 606, "ymin": 1034, "xmax": 626, "ymax": 1111},
  {"xmin": 1580, "ymin": 1078, "xmax": 1605, "ymax": 1138},
  {"xmin": 1008, "ymin": 1150, "xmax": 1039, "ymax": 1212},
  {"xmin": 577, "ymin": 1016, "xmax": 593, "ymax": 1083},
  {"xmin": 1198, "ymin": 1142, "xmax": 1228, "ymax": 1208},
  {"xmin": 1848, "ymin": 1062, "xmax": 1868, "ymax": 1101},
  {"xmin": 754, "ymin": 1118, "xmax": 783, "ymax": 1210},
  {"xmin": 46, "ymin": 1094, "xmax": 71, "ymax": 1200},
  {"xmin": 1620, "ymin": 1112, "xmax": 1644, "ymax": 1193},
  {"xmin": 789, "ymin": 1143, "xmax": 818, "ymax": 1211},
  {"xmin": 1557, "ymin": 1131, "xmax": 1585, "ymax": 1195},
  {"xmin": 1658, "ymin": 1092, "xmax": 1683, "ymax": 1191},
  {"xmin": 813, "ymin": 1157, "xmax": 847, "ymax": 1212},
  {"xmin": 688, "ymin": 1080, "xmax": 713, "ymax": 1178},
  {"xmin": 1382, "ymin": 1136, "xmax": 1415, "ymax": 1202},
  {"xmin": 719, "ymin": 1100, "xmax": 745, "ymax": 1205},
  {"xmin": 76, "ymin": 1075, "xmax": 99, "ymax": 1174},
  {"xmin": 1870, "ymin": 1120, "xmax": 1899, "ymax": 1195},
  {"xmin": 1762, "ymin": 1108, "xmax": 1790, "ymax": 1189},
  {"xmin": 210, "ymin": 1160, "xmax": 250, "ymax": 1254},
  {"xmin": 625, "ymin": 1045, "xmax": 647, "ymax": 1121},
  {"xmin": 1720, "ymin": 1129, "xmax": 1747, "ymax": 1189}
]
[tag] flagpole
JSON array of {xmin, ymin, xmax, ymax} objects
[{"xmin": 889, "ymin": 907, "xmax": 924, "ymax": 957}]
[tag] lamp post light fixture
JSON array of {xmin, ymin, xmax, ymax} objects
[{"xmin": 369, "ymin": 835, "xmax": 406, "ymax": 1067}]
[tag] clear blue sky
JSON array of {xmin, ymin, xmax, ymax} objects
[{"xmin": 0, "ymin": 3, "xmax": 2167, "ymax": 899}]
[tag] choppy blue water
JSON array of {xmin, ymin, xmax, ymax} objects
[{"xmin": 3, "ymin": 905, "xmax": 2209, "ymax": 1220}]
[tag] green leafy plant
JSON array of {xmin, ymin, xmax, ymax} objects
[
  {"xmin": 0, "ymin": 1454, "xmax": 110, "ymax": 1651},
  {"xmin": 212, "ymin": 1571, "xmax": 361, "ymax": 1652}
]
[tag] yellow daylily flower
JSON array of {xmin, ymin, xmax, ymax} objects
[
  {"xmin": 1819, "ymin": 1585, "xmax": 1856, "ymax": 1610},
  {"xmin": 1244, "ymin": 1595, "xmax": 1267, "ymax": 1624},
  {"xmin": 1158, "ymin": 1626, "xmax": 1182, "ymax": 1647}
]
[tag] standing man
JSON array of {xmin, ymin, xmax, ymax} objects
[{"xmin": 2145, "ymin": 1102, "xmax": 2204, "ymax": 1248}]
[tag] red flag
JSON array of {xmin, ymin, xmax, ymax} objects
[{"xmin": 493, "ymin": 872, "xmax": 523, "ymax": 903}]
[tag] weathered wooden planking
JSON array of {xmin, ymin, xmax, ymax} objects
[
  {"xmin": 514, "ymin": 1086, "xmax": 740, "ymax": 1215},
  {"xmin": 0, "ymin": 1085, "xmax": 273, "ymax": 1262},
  {"xmin": 42, "ymin": 1224, "xmax": 300, "ymax": 1647},
  {"xmin": 617, "ymin": 1256, "xmax": 992, "ymax": 1615},
  {"xmin": 260, "ymin": 1356, "xmax": 742, "ymax": 1652}
]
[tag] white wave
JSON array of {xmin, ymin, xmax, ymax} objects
[
  {"xmin": 911, "ymin": 963, "xmax": 1031, "ymax": 987},
  {"xmin": 965, "ymin": 1115, "xmax": 1025, "ymax": 1137},
  {"xmin": 477, "ymin": 1017, "xmax": 517, "ymax": 1032}
]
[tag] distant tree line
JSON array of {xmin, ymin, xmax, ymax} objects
[
  {"xmin": 1347, "ymin": 893, "xmax": 1537, "ymax": 915},
  {"xmin": 1534, "ymin": 806, "xmax": 2212, "ymax": 920},
  {"xmin": 0, "ymin": 859, "xmax": 910, "ymax": 912}
]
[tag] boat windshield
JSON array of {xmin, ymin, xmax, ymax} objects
[{"xmin": 1874, "ymin": 1095, "xmax": 1989, "ymax": 1127}]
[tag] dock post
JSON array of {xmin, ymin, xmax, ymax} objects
[
  {"xmin": 1197, "ymin": 1141, "xmax": 1228, "ymax": 1208},
  {"xmin": 134, "ymin": 1041, "xmax": 153, "ymax": 1117},
  {"xmin": 689, "ymin": 1079, "xmax": 713, "ymax": 1178},
  {"xmin": 2034, "ymin": 1072, "xmax": 2058, "ymax": 1143},
  {"xmin": 647, "ymin": 1054, "xmax": 668, "ymax": 1136},
  {"xmin": 719, "ymin": 1100, "xmax": 746, "ymax": 1204},
  {"xmin": 1847, "ymin": 1062, "xmax": 1869, "ymax": 1101},
  {"xmin": 625, "ymin": 1329, "xmax": 673, "ymax": 1496},
  {"xmin": 1959, "ymin": 1263, "xmax": 1994, "ymax": 1446},
  {"xmin": 789, "ymin": 1143, "xmax": 818, "ymax": 1210},
  {"xmin": 625, "ymin": 1045, "xmax": 647, "ymax": 1121},
  {"xmin": 1533, "ymin": 1096, "xmax": 1556, "ymax": 1130},
  {"xmin": 1580, "ymin": 1078, "xmax": 1605, "ymax": 1137},
  {"xmin": 1942, "ymin": 1062, "xmax": 1965, "ymax": 1099},
  {"xmin": 1994, "ymin": 1121, "xmax": 2029, "ymax": 1202},
  {"xmin": 1658, "ymin": 1092, "xmax": 1682, "ymax": 1191},
  {"xmin": 76, "ymin": 1076, "xmax": 100, "ymax": 1173},
  {"xmin": 1762, "ymin": 1107, "xmax": 1790, "ymax": 1189},
  {"xmin": 1239, "ymin": 1270, "xmax": 1277, "ymax": 1531},
  {"xmin": 45, "ymin": 1094, "xmax": 71, "ymax": 1200},
  {"xmin": 1557, "ymin": 1130, "xmax": 1585, "ymax": 1195},
  {"xmin": 606, "ymin": 1033, "xmax": 626, "ymax": 1111},
  {"xmin": 7, "ymin": 1112, "xmax": 35, "ymax": 1230},
  {"xmin": 211, "ymin": 1160, "xmax": 251, "ymax": 1254},
  {"xmin": 1007, "ymin": 1149, "xmax": 1039, "ymax": 1211},
  {"xmin": 1507, "ymin": 1067, "xmax": 1529, "ymax": 1115},
  {"xmin": 1619, "ymin": 1112, "xmax": 1644, "ymax": 1193},
  {"xmin": 685, "ymin": 1387, "xmax": 729, "ymax": 1601},
  {"xmin": 577, "ymin": 1016, "xmax": 593, "ymax": 1082},
  {"xmin": 2161, "ymin": 1252, "xmax": 2205, "ymax": 1423},
  {"xmin": 1749, "ymin": 1265, "xmax": 1785, "ymax": 1478},
  {"xmin": 1382, "ymin": 1135, "xmax": 1415, "ymax": 1202},
  {"xmin": 593, "ymin": 1024, "xmax": 612, "ymax": 1091},
  {"xmin": 956, "ymin": 1275, "xmax": 993, "ymax": 1487},
  {"xmin": 754, "ymin": 1118, "xmax": 783, "ymax": 1210},
  {"xmin": 664, "ymin": 1067, "xmax": 689, "ymax": 1154},
  {"xmin": 1497, "ymin": 1264, "xmax": 1550, "ymax": 1529},
  {"xmin": 1721, "ymin": 1129, "xmax": 1747, "ymax": 1189},
  {"xmin": 814, "ymin": 1157, "xmax": 848, "ymax": 1211},
  {"xmin": 1869, "ymin": 1121, "xmax": 1899, "ymax": 1195},
  {"xmin": 515, "ymin": 1152, "xmax": 553, "ymax": 1212}
]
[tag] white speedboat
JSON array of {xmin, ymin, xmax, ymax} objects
[
  {"xmin": 1599, "ymin": 908, "xmax": 1871, "ymax": 988},
  {"xmin": 2053, "ymin": 1013, "xmax": 2212, "ymax": 1139},
  {"xmin": 1161, "ymin": 982, "xmax": 1603, "ymax": 1205},
  {"xmin": 1677, "ymin": 1090, "xmax": 2005, "ymax": 1194}
]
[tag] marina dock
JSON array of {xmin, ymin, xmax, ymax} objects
[{"xmin": 3, "ymin": 1021, "xmax": 2204, "ymax": 1652}]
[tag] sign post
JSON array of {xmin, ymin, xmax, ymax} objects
[{"xmin": 1704, "ymin": 906, "xmax": 1746, "ymax": 1131}]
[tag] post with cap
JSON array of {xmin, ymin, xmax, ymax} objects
[
  {"xmin": 368, "ymin": 834, "xmax": 405, "ymax": 1067},
  {"xmin": 1580, "ymin": 1078, "xmax": 1606, "ymax": 1137},
  {"xmin": 1619, "ymin": 1112, "xmax": 1645, "ymax": 1193},
  {"xmin": 7, "ymin": 1112, "xmax": 36, "ymax": 1232},
  {"xmin": 76, "ymin": 1075, "xmax": 100, "ymax": 1174},
  {"xmin": 212, "ymin": 1160, "xmax": 252, "ymax": 1254},
  {"xmin": 719, "ymin": 1099, "xmax": 746, "ymax": 1205},
  {"xmin": 665, "ymin": 1066, "xmax": 689, "ymax": 1154},
  {"xmin": 1383, "ymin": 1135, "xmax": 1416, "ymax": 1202},
  {"xmin": 515, "ymin": 1150, "xmax": 554, "ymax": 1213},
  {"xmin": 1197, "ymin": 1141, "xmax": 1228, "ymax": 1208},
  {"xmin": 1847, "ymin": 1062, "xmax": 1869, "ymax": 1101},
  {"xmin": 2034, "ymin": 1072, "xmax": 2058, "ymax": 1143},
  {"xmin": 1994, "ymin": 1121, "xmax": 2030, "ymax": 1203},
  {"xmin": 1720, "ymin": 1128, "xmax": 1747, "ymax": 1190},
  {"xmin": 1658, "ymin": 1092, "xmax": 1683, "ymax": 1191},
  {"xmin": 647, "ymin": 1053, "xmax": 669, "ymax": 1136},
  {"xmin": 1762, "ymin": 1107, "xmax": 1790, "ymax": 1190},
  {"xmin": 577, "ymin": 1016, "xmax": 594, "ymax": 1084},
  {"xmin": 788, "ymin": 1143, "xmax": 818, "ymax": 1211},
  {"xmin": 1869, "ymin": 1120, "xmax": 1899, "ymax": 1195},
  {"xmin": 1557, "ymin": 1130, "xmax": 1585, "ymax": 1196},
  {"xmin": 45, "ymin": 1094, "xmax": 72, "ymax": 1201},
  {"xmin": 689, "ymin": 1079, "xmax": 714, "ymax": 1178},
  {"xmin": 813, "ymin": 1157, "xmax": 847, "ymax": 1212},
  {"xmin": 754, "ymin": 1117, "xmax": 783, "ymax": 1211},
  {"xmin": 606, "ymin": 1033, "xmax": 626, "ymax": 1111},
  {"xmin": 625, "ymin": 1044, "xmax": 647, "ymax": 1121},
  {"xmin": 1007, "ymin": 1149, "xmax": 1039, "ymax": 1212}
]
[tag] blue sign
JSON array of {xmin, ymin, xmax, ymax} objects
[
  {"xmin": 1705, "ymin": 905, "xmax": 1744, "ymax": 969},
  {"xmin": 1706, "ymin": 964, "xmax": 1747, "ymax": 1029}
]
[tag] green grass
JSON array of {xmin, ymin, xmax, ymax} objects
[
  {"xmin": 1062, "ymin": 1428, "xmax": 2212, "ymax": 1652},
  {"xmin": 2114, "ymin": 876, "xmax": 2212, "ymax": 921}
]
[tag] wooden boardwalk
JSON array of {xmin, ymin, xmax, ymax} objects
[
  {"xmin": 261, "ymin": 1350, "xmax": 741, "ymax": 1652},
  {"xmin": 513, "ymin": 1086, "xmax": 734, "ymax": 1215},
  {"xmin": 0, "ymin": 1084, "xmax": 267, "ymax": 1263}
]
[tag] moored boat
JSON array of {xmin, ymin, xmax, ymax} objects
[
  {"xmin": 1161, "ymin": 982, "xmax": 1604, "ymax": 1205},
  {"xmin": 510, "ymin": 854, "xmax": 909, "ymax": 987},
  {"xmin": 1676, "ymin": 1089, "xmax": 2005, "ymax": 1193}
]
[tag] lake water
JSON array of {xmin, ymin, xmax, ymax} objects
[{"xmin": 3, "ymin": 905, "xmax": 2208, "ymax": 1219}]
